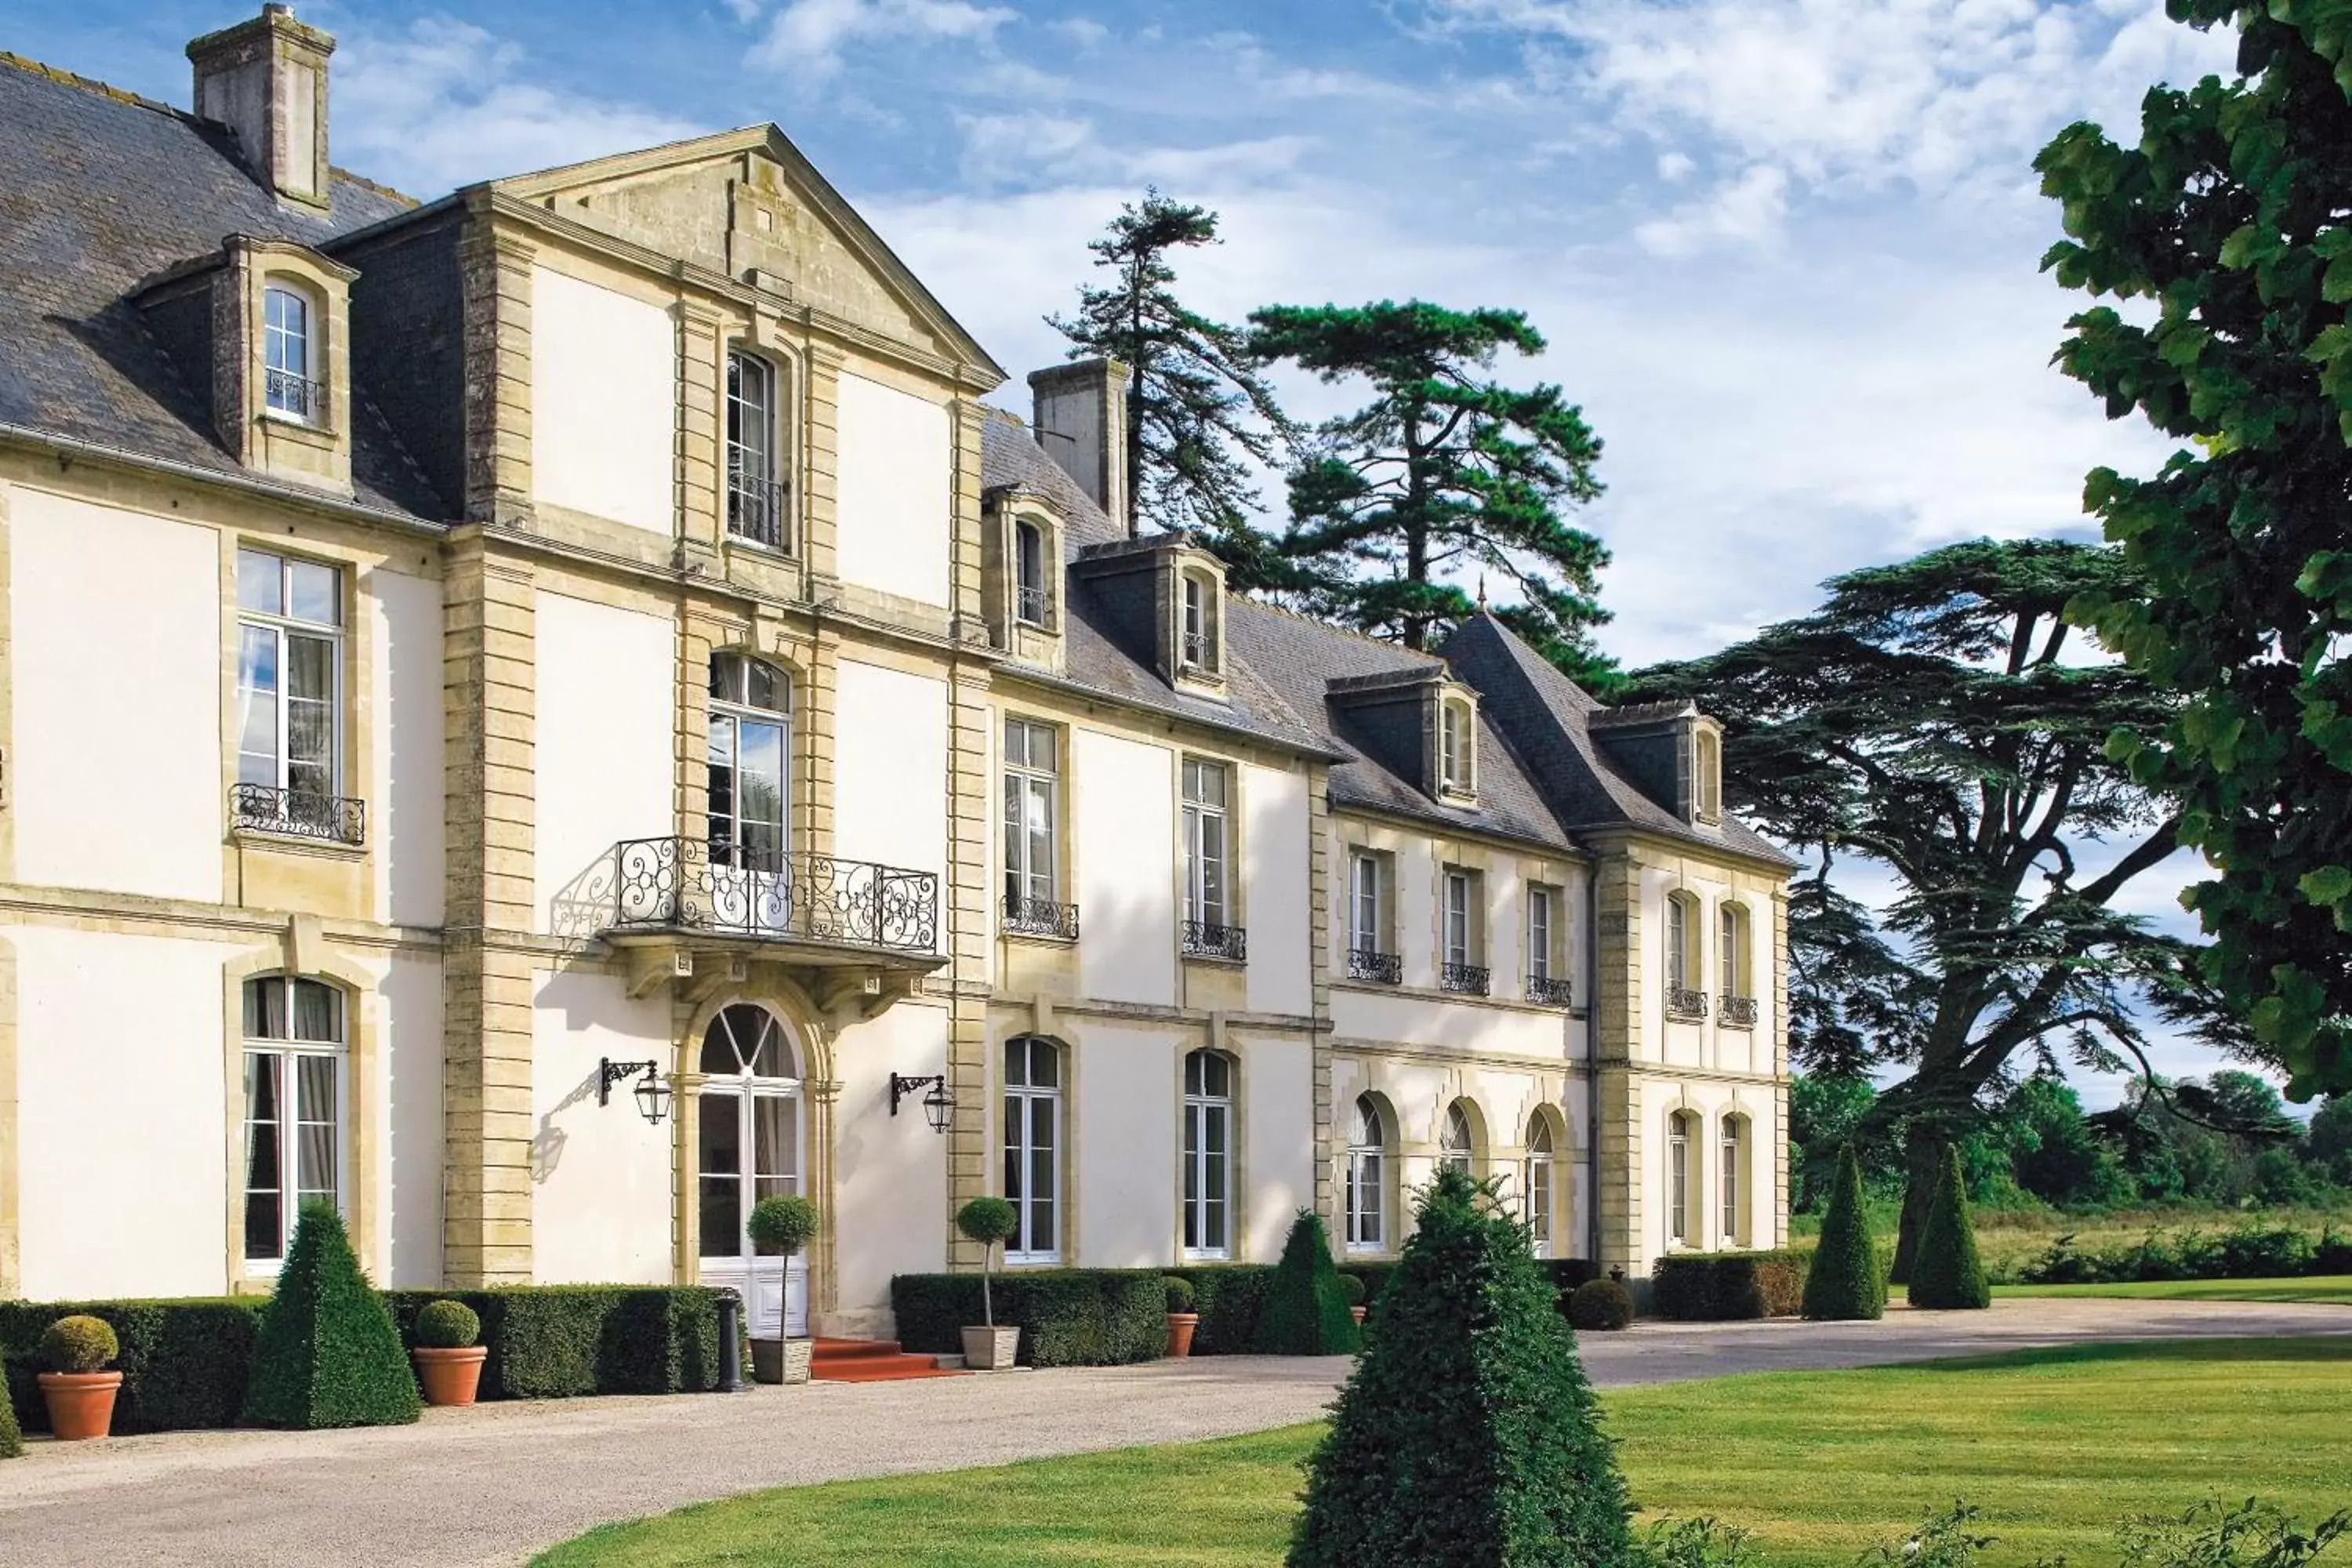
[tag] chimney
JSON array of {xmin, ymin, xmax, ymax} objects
[
  {"xmin": 1028, "ymin": 358, "xmax": 1132, "ymax": 534},
  {"xmin": 188, "ymin": 5, "xmax": 336, "ymax": 209}
]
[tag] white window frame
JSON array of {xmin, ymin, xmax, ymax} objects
[
  {"xmin": 1441, "ymin": 1100, "xmax": 1476, "ymax": 1178},
  {"xmin": 236, "ymin": 547, "xmax": 343, "ymax": 803},
  {"xmin": 708, "ymin": 652, "xmax": 791, "ymax": 873},
  {"xmin": 1668, "ymin": 1111, "xmax": 1695, "ymax": 1247},
  {"xmin": 1694, "ymin": 728, "xmax": 1722, "ymax": 822},
  {"xmin": 1003, "ymin": 1035, "xmax": 1062, "ymax": 1264},
  {"xmin": 1181, "ymin": 1049, "xmax": 1234, "ymax": 1259},
  {"xmin": 262, "ymin": 281, "xmax": 318, "ymax": 423},
  {"xmin": 1014, "ymin": 518, "xmax": 1048, "ymax": 627},
  {"xmin": 1529, "ymin": 886, "xmax": 1555, "ymax": 982},
  {"xmin": 241, "ymin": 975, "xmax": 347, "ymax": 1274},
  {"xmin": 1440, "ymin": 699, "xmax": 1473, "ymax": 794},
  {"xmin": 1719, "ymin": 902, "xmax": 1750, "ymax": 999},
  {"xmin": 1004, "ymin": 717, "xmax": 1060, "ymax": 909},
  {"xmin": 1350, "ymin": 851, "xmax": 1385, "ymax": 955},
  {"xmin": 1180, "ymin": 570, "xmax": 1216, "ymax": 670},
  {"xmin": 1667, "ymin": 891, "xmax": 1701, "ymax": 991},
  {"xmin": 1345, "ymin": 1094, "xmax": 1386, "ymax": 1252},
  {"xmin": 1181, "ymin": 758, "xmax": 1231, "ymax": 927},
  {"xmin": 1721, "ymin": 1118, "xmax": 1743, "ymax": 1244},
  {"xmin": 725, "ymin": 348, "xmax": 785, "ymax": 548},
  {"xmin": 1444, "ymin": 869, "xmax": 1476, "ymax": 967},
  {"xmin": 695, "ymin": 1004, "xmax": 805, "ymax": 1266},
  {"xmin": 1525, "ymin": 1116, "xmax": 1555, "ymax": 1258}
]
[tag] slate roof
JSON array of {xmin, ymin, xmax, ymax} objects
[{"xmin": 0, "ymin": 55, "xmax": 442, "ymax": 520}]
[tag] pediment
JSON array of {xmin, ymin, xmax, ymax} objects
[{"xmin": 496, "ymin": 126, "xmax": 1002, "ymax": 381}]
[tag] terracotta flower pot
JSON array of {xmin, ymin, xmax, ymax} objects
[
  {"xmin": 1349, "ymin": 1305, "xmax": 1368, "ymax": 1327},
  {"xmin": 1166, "ymin": 1312, "xmax": 1200, "ymax": 1359},
  {"xmin": 38, "ymin": 1371, "xmax": 122, "ymax": 1440},
  {"xmin": 412, "ymin": 1345, "xmax": 488, "ymax": 1406}
]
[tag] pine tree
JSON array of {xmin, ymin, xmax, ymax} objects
[
  {"xmin": 1047, "ymin": 189, "xmax": 1294, "ymax": 564},
  {"xmin": 1246, "ymin": 299, "xmax": 1616, "ymax": 688},
  {"xmin": 1257, "ymin": 1207, "xmax": 1360, "ymax": 1356},
  {"xmin": 1290, "ymin": 1168, "xmax": 1632, "ymax": 1568},
  {"xmin": 244, "ymin": 1201, "xmax": 421, "ymax": 1428},
  {"xmin": 1802, "ymin": 1144, "xmax": 1886, "ymax": 1321},
  {"xmin": 1907, "ymin": 1144, "xmax": 1991, "ymax": 1310}
]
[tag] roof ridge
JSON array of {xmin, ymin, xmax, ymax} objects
[
  {"xmin": 329, "ymin": 165, "xmax": 419, "ymax": 210},
  {"xmin": 1231, "ymin": 594, "xmax": 1449, "ymax": 663},
  {"xmin": 0, "ymin": 49, "xmax": 202, "ymax": 126}
]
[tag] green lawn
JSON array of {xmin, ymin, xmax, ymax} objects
[
  {"xmin": 1994, "ymin": 1276, "xmax": 2352, "ymax": 1304},
  {"xmin": 532, "ymin": 1338, "xmax": 2352, "ymax": 1568}
]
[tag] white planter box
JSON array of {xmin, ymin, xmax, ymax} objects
[{"xmin": 961, "ymin": 1324, "xmax": 1021, "ymax": 1370}]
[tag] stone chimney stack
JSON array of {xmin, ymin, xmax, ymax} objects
[
  {"xmin": 1028, "ymin": 358, "xmax": 1132, "ymax": 534},
  {"xmin": 188, "ymin": 5, "xmax": 336, "ymax": 210}
]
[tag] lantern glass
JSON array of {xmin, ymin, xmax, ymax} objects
[
  {"xmin": 921, "ymin": 1081, "xmax": 953, "ymax": 1134},
  {"xmin": 634, "ymin": 1070, "xmax": 673, "ymax": 1126}
]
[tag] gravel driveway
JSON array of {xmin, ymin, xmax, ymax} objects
[{"xmin": 2, "ymin": 1297, "xmax": 2343, "ymax": 1568}]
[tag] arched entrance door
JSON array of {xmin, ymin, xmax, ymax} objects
[{"xmin": 696, "ymin": 1004, "xmax": 807, "ymax": 1337}]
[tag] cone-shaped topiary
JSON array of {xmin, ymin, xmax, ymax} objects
[
  {"xmin": 1257, "ymin": 1207, "xmax": 1361, "ymax": 1356},
  {"xmin": 243, "ymin": 1201, "xmax": 421, "ymax": 1428},
  {"xmin": 1802, "ymin": 1144, "xmax": 1886, "ymax": 1321},
  {"xmin": 1907, "ymin": 1142, "xmax": 1991, "ymax": 1310},
  {"xmin": 1290, "ymin": 1168, "xmax": 1632, "ymax": 1567}
]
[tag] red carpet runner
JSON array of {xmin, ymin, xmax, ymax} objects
[{"xmin": 808, "ymin": 1338, "xmax": 968, "ymax": 1383}]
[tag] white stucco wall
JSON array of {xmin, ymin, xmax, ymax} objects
[
  {"xmin": 833, "ymin": 372, "xmax": 950, "ymax": 608},
  {"xmin": 13, "ymin": 927, "xmax": 228, "ymax": 1299},
  {"xmin": 8, "ymin": 486, "xmax": 221, "ymax": 902},
  {"xmin": 1330, "ymin": 989, "xmax": 1569, "ymax": 1059},
  {"xmin": 529, "ymin": 967, "xmax": 674, "ymax": 1286},
  {"xmin": 371, "ymin": 568, "xmax": 445, "ymax": 928},
  {"xmin": 1243, "ymin": 764, "xmax": 1312, "ymax": 1017},
  {"xmin": 378, "ymin": 949, "xmax": 445, "ymax": 1286},
  {"xmin": 1075, "ymin": 729, "xmax": 1177, "ymax": 1006},
  {"xmin": 831, "ymin": 1002, "xmax": 951, "ymax": 1323},
  {"xmin": 833, "ymin": 660, "xmax": 948, "ymax": 884},
  {"xmin": 533, "ymin": 591, "xmax": 676, "ymax": 935},
  {"xmin": 531, "ymin": 267, "xmax": 675, "ymax": 534},
  {"xmin": 1236, "ymin": 1032, "xmax": 1314, "ymax": 1261},
  {"xmin": 1642, "ymin": 1075, "xmax": 1779, "ymax": 1264},
  {"xmin": 1072, "ymin": 1022, "xmax": 1179, "ymax": 1266}
]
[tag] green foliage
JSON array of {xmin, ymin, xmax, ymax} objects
[
  {"xmin": 383, "ymin": 1288, "xmax": 724, "ymax": 1399},
  {"xmin": 955, "ymin": 1196, "xmax": 1019, "ymax": 1328},
  {"xmin": 0, "ymin": 1378, "xmax": 17, "ymax": 1459},
  {"xmin": 1857, "ymin": 1501, "xmax": 1995, "ymax": 1568},
  {"xmin": 1047, "ymin": 189, "xmax": 1295, "ymax": 550},
  {"xmin": 1635, "ymin": 1516, "xmax": 1762, "ymax": 1568},
  {"xmin": 242, "ymin": 1202, "xmax": 420, "ymax": 1428},
  {"xmin": 746, "ymin": 1195, "xmax": 820, "ymax": 1256},
  {"xmin": 2117, "ymin": 1497, "xmax": 2352, "ymax": 1568},
  {"xmin": 412, "ymin": 1299, "xmax": 480, "ymax": 1350},
  {"xmin": 2038, "ymin": 2, "xmax": 2352, "ymax": 1101},
  {"xmin": 2020, "ymin": 1221, "xmax": 2341, "ymax": 1284},
  {"xmin": 1651, "ymin": 1251, "xmax": 1810, "ymax": 1321},
  {"xmin": 42, "ymin": 1314, "xmax": 118, "ymax": 1373},
  {"xmin": 1246, "ymin": 299, "xmax": 1616, "ymax": 685},
  {"xmin": 1162, "ymin": 1275, "xmax": 1196, "ymax": 1314},
  {"xmin": 1288, "ymin": 1168, "xmax": 1632, "ymax": 1567},
  {"xmin": 1790, "ymin": 1070, "xmax": 1885, "ymax": 1211},
  {"xmin": 1803, "ymin": 1145, "xmax": 1887, "ymax": 1320},
  {"xmin": 0, "ymin": 1298, "xmax": 263, "ymax": 1436},
  {"xmin": 1909, "ymin": 1145, "xmax": 1992, "ymax": 1310},
  {"xmin": 1256, "ymin": 1207, "xmax": 1360, "ymax": 1356},
  {"xmin": 887, "ymin": 1271, "xmax": 1165, "ymax": 1368},
  {"xmin": 1169, "ymin": 1265, "xmax": 1276, "ymax": 1355},
  {"xmin": 1334, "ymin": 1272, "xmax": 1366, "ymax": 1308},
  {"xmin": 1567, "ymin": 1278, "xmax": 1634, "ymax": 1331}
]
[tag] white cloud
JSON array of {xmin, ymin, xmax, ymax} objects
[
  {"xmin": 956, "ymin": 110, "xmax": 1102, "ymax": 186},
  {"xmin": 1049, "ymin": 16, "xmax": 1109, "ymax": 49},
  {"xmin": 1656, "ymin": 150, "xmax": 1694, "ymax": 182},
  {"xmin": 753, "ymin": 0, "xmax": 1017, "ymax": 78},
  {"xmin": 1633, "ymin": 162, "xmax": 1787, "ymax": 256},
  {"xmin": 722, "ymin": 0, "xmax": 764, "ymax": 23}
]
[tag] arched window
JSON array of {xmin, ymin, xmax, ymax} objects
[
  {"xmin": 1668, "ymin": 1109, "xmax": 1699, "ymax": 1247},
  {"xmin": 1524, "ymin": 1114, "xmax": 1555, "ymax": 1258},
  {"xmin": 263, "ymin": 281, "xmax": 320, "ymax": 422},
  {"xmin": 1345, "ymin": 1094, "xmax": 1387, "ymax": 1251},
  {"xmin": 1004, "ymin": 1035, "xmax": 1062, "ymax": 1262},
  {"xmin": 696, "ymin": 1004, "xmax": 800, "ymax": 1262},
  {"xmin": 708, "ymin": 653, "xmax": 790, "ymax": 876},
  {"xmin": 1666, "ymin": 891, "xmax": 1704, "ymax": 1014},
  {"xmin": 1181, "ymin": 1050, "xmax": 1233, "ymax": 1258},
  {"xmin": 1014, "ymin": 518, "xmax": 1048, "ymax": 626},
  {"xmin": 1719, "ymin": 903, "xmax": 1751, "ymax": 1001},
  {"xmin": 1694, "ymin": 728, "xmax": 1722, "ymax": 822},
  {"xmin": 726, "ymin": 349, "xmax": 785, "ymax": 548},
  {"xmin": 241, "ymin": 975, "xmax": 345, "ymax": 1269},
  {"xmin": 1180, "ymin": 569, "xmax": 1218, "ymax": 671},
  {"xmin": 1721, "ymin": 1115, "xmax": 1747, "ymax": 1245},
  {"xmin": 1441, "ymin": 1100, "xmax": 1477, "ymax": 1177}
]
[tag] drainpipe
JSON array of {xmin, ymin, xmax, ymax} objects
[{"xmin": 1584, "ymin": 866, "xmax": 1602, "ymax": 1265}]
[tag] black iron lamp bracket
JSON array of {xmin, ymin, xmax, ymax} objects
[
  {"xmin": 600, "ymin": 1057, "xmax": 658, "ymax": 1106},
  {"xmin": 889, "ymin": 1073, "xmax": 944, "ymax": 1117}
]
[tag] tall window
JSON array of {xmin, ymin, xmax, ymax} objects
[
  {"xmin": 726, "ymin": 350, "xmax": 784, "ymax": 548},
  {"xmin": 1181, "ymin": 1050, "xmax": 1233, "ymax": 1257},
  {"xmin": 1014, "ymin": 519, "xmax": 1048, "ymax": 626},
  {"xmin": 1529, "ymin": 887, "xmax": 1555, "ymax": 982},
  {"xmin": 1003, "ymin": 1035, "xmax": 1062, "ymax": 1262},
  {"xmin": 1668, "ymin": 1110, "xmax": 1697, "ymax": 1246},
  {"xmin": 1181, "ymin": 759, "xmax": 1231, "ymax": 928},
  {"xmin": 697, "ymin": 1004, "xmax": 800, "ymax": 1261},
  {"xmin": 708, "ymin": 653, "xmax": 789, "ymax": 873},
  {"xmin": 1694, "ymin": 728, "xmax": 1722, "ymax": 822},
  {"xmin": 1444, "ymin": 872, "xmax": 1472, "ymax": 966},
  {"xmin": 1439, "ymin": 699, "xmax": 1472, "ymax": 793},
  {"xmin": 237, "ymin": 549, "xmax": 342, "ymax": 810},
  {"xmin": 241, "ymin": 975, "xmax": 343, "ymax": 1269},
  {"xmin": 1721, "ymin": 1117, "xmax": 1743, "ymax": 1244},
  {"xmin": 263, "ymin": 282, "xmax": 318, "ymax": 421},
  {"xmin": 1180, "ymin": 571, "xmax": 1216, "ymax": 670},
  {"xmin": 1351, "ymin": 853, "xmax": 1384, "ymax": 953},
  {"xmin": 1345, "ymin": 1094, "xmax": 1386, "ymax": 1251},
  {"xmin": 1442, "ymin": 1101, "xmax": 1476, "ymax": 1177},
  {"xmin": 1666, "ymin": 891, "xmax": 1705, "ymax": 1004},
  {"xmin": 1003, "ymin": 718, "xmax": 1061, "ymax": 927},
  {"xmin": 1525, "ymin": 1115, "xmax": 1555, "ymax": 1258},
  {"xmin": 1719, "ymin": 904, "xmax": 1750, "ymax": 997}
]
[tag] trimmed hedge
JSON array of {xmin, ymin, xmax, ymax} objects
[
  {"xmin": 0, "ymin": 1298, "xmax": 264, "ymax": 1435},
  {"xmin": 1568, "ymin": 1277, "xmax": 1634, "ymax": 1330},
  {"xmin": 1652, "ymin": 1250, "xmax": 1811, "ymax": 1320},
  {"xmin": 1908, "ymin": 1143, "xmax": 1991, "ymax": 1310},
  {"xmin": 1257, "ymin": 1210, "xmax": 1359, "ymax": 1356},
  {"xmin": 2021, "ymin": 1222, "xmax": 2352, "ymax": 1285},
  {"xmin": 1167, "ymin": 1265, "xmax": 1276, "ymax": 1356},
  {"xmin": 889, "ymin": 1269, "xmax": 1165, "ymax": 1367},
  {"xmin": 0, "ymin": 1377, "xmax": 16, "ymax": 1457},
  {"xmin": 384, "ymin": 1287, "xmax": 726, "ymax": 1398},
  {"xmin": 1802, "ymin": 1144, "xmax": 1886, "ymax": 1320}
]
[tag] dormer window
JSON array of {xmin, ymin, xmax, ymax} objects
[
  {"xmin": 263, "ymin": 282, "xmax": 319, "ymax": 423},
  {"xmin": 1015, "ymin": 519, "xmax": 1048, "ymax": 627},
  {"xmin": 1439, "ymin": 697, "xmax": 1475, "ymax": 798},
  {"xmin": 727, "ymin": 349, "xmax": 786, "ymax": 550},
  {"xmin": 1181, "ymin": 569, "xmax": 1218, "ymax": 670},
  {"xmin": 1694, "ymin": 726, "xmax": 1722, "ymax": 824}
]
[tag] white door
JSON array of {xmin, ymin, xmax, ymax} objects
[{"xmin": 695, "ymin": 1004, "xmax": 808, "ymax": 1337}]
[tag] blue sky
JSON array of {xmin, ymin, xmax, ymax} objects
[{"xmin": 8, "ymin": 0, "xmax": 2263, "ymax": 1102}]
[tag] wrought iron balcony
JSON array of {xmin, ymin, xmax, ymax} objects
[
  {"xmin": 1004, "ymin": 892, "xmax": 1080, "ymax": 940},
  {"xmin": 264, "ymin": 367, "xmax": 323, "ymax": 422},
  {"xmin": 1182, "ymin": 919, "xmax": 1247, "ymax": 962},
  {"xmin": 1181, "ymin": 630, "xmax": 1210, "ymax": 668},
  {"xmin": 1015, "ymin": 584, "xmax": 1049, "ymax": 626},
  {"xmin": 1666, "ymin": 985, "xmax": 1710, "ymax": 1020},
  {"xmin": 727, "ymin": 473, "xmax": 790, "ymax": 550},
  {"xmin": 1527, "ymin": 973, "xmax": 1575, "ymax": 1007},
  {"xmin": 1719, "ymin": 993, "xmax": 1759, "ymax": 1028},
  {"xmin": 1441, "ymin": 961, "xmax": 1491, "ymax": 996},
  {"xmin": 1348, "ymin": 947, "xmax": 1402, "ymax": 984},
  {"xmin": 230, "ymin": 783, "xmax": 365, "ymax": 847},
  {"xmin": 602, "ymin": 838, "xmax": 937, "ymax": 953}
]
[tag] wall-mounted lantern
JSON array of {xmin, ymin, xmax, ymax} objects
[
  {"xmin": 889, "ymin": 1073, "xmax": 953, "ymax": 1134},
  {"xmin": 600, "ymin": 1057, "xmax": 672, "ymax": 1126}
]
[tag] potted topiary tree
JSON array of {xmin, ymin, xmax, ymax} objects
[
  {"xmin": 746, "ymin": 1194, "xmax": 821, "ymax": 1385},
  {"xmin": 38, "ymin": 1315, "xmax": 122, "ymax": 1441},
  {"xmin": 955, "ymin": 1196, "xmax": 1021, "ymax": 1370},
  {"xmin": 1338, "ymin": 1272, "xmax": 1368, "ymax": 1328},
  {"xmin": 411, "ymin": 1299, "xmax": 487, "ymax": 1406},
  {"xmin": 1163, "ymin": 1275, "xmax": 1200, "ymax": 1358}
]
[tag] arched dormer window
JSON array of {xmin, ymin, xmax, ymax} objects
[
  {"xmin": 726, "ymin": 349, "xmax": 787, "ymax": 550},
  {"xmin": 1439, "ymin": 696, "xmax": 1476, "ymax": 799},
  {"xmin": 263, "ymin": 280, "xmax": 321, "ymax": 423},
  {"xmin": 1014, "ymin": 518, "xmax": 1049, "ymax": 627},
  {"xmin": 1346, "ymin": 1094, "xmax": 1388, "ymax": 1252},
  {"xmin": 708, "ymin": 652, "xmax": 790, "ymax": 874},
  {"xmin": 1693, "ymin": 727, "xmax": 1722, "ymax": 824},
  {"xmin": 1180, "ymin": 568, "xmax": 1218, "ymax": 672}
]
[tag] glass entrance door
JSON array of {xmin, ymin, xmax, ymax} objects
[{"xmin": 695, "ymin": 1004, "xmax": 806, "ymax": 1336}]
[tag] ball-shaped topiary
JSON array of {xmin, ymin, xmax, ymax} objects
[
  {"xmin": 42, "ymin": 1314, "xmax": 118, "ymax": 1374},
  {"xmin": 1802, "ymin": 1143, "xmax": 1886, "ymax": 1321},
  {"xmin": 747, "ymin": 1194, "xmax": 821, "ymax": 1257},
  {"xmin": 1567, "ymin": 1277, "xmax": 1634, "ymax": 1331},
  {"xmin": 244, "ymin": 1200, "xmax": 421, "ymax": 1429},
  {"xmin": 1257, "ymin": 1208, "xmax": 1361, "ymax": 1356},
  {"xmin": 956, "ymin": 1196, "xmax": 1022, "ymax": 1329},
  {"xmin": 414, "ymin": 1299, "xmax": 481, "ymax": 1350},
  {"xmin": 1163, "ymin": 1275, "xmax": 1197, "ymax": 1315},
  {"xmin": 1335, "ymin": 1272, "xmax": 1367, "ymax": 1308},
  {"xmin": 1907, "ymin": 1142, "xmax": 1991, "ymax": 1310}
]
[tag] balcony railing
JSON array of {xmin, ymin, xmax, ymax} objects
[
  {"xmin": 603, "ymin": 838, "xmax": 937, "ymax": 953},
  {"xmin": 1015, "ymin": 584, "xmax": 1049, "ymax": 626},
  {"xmin": 1181, "ymin": 631, "xmax": 1210, "ymax": 668},
  {"xmin": 1004, "ymin": 892, "xmax": 1080, "ymax": 941},
  {"xmin": 1666, "ymin": 985, "xmax": 1710, "ymax": 1020},
  {"xmin": 230, "ymin": 783, "xmax": 365, "ymax": 847},
  {"xmin": 1348, "ymin": 947, "xmax": 1402, "ymax": 984},
  {"xmin": 1182, "ymin": 919, "xmax": 1247, "ymax": 963},
  {"xmin": 1719, "ymin": 993, "xmax": 1759, "ymax": 1028},
  {"xmin": 1527, "ymin": 973, "xmax": 1575, "ymax": 1007},
  {"xmin": 1442, "ymin": 961, "xmax": 1491, "ymax": 996},
  {"xmin": 264, "ymin": 367, "xmax": 323, "ymax": 422},
  {"xmin": 727, "ymin": 473, "xmax": 790, "ymax": 550}
]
